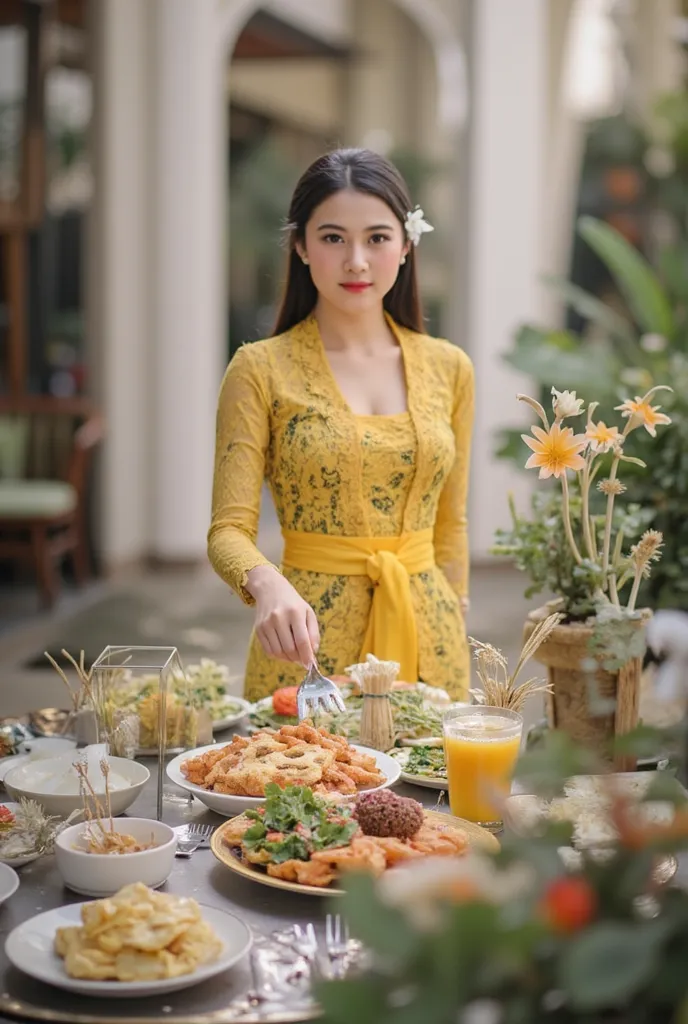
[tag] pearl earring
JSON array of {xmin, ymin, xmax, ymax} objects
[
  {"xmin": 400, "ymin": 255, "xmax": 406, "ymax": 265},
  {"xmin": 302, "ymin": 256, "xmax": 309, "ymax": 265}
]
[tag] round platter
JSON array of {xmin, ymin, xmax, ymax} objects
[
  {"xmin": 5, "ymin": 903, "xmax": 252, "ymax": 999},
  {"xmin": 388, "ymin": 747, "xmax": 447, "ymax": 790},
  {"xmin": 166, "ymin": 742, "xmax": 402, "ymax": 817},
  {"xmin": 210, "ymin": 809, "xmax": 500, "ymax": 896}
]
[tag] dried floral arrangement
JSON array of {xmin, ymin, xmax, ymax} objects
[
  {"xmin": 74, "ymin": 755, "xmax": 155, "ymax": 855},
  {"xmin": 469, "ymin": 612, "xmax": 562, "ymax": 713},
  {"xmin": 0, "ymin": 799, "xmax": 78, "ymax": 861},
  {"xmin": 44, "ymin": 648, "xmax": 137, "ymax": 756}
]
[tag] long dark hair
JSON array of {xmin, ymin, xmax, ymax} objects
[{"xmin": 273, "ymin": 148, "xmax": 423, "ymax": 335}]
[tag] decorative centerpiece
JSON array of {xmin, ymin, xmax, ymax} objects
[{"xmin": 494, "ymin": 384, "xmax": 672, "ymax": 765}]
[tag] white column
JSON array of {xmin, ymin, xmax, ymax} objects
[
  {"xmin": 150, "ymin": 0, "xmax": 226, "ymax": 560},
  {"xmin": 89, "ymin": 0, "xmax": 152, "ymax": 568},
  {"xmin": 466, "ymin": 0, "xmax": 547, "ymax": 558}
]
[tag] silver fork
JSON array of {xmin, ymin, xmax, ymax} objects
[
  {"xmin": 297, "ymin": 663, "xmax": 346, "ymax": 720},
  {"xmin": 325, "ymin": 914, "xmax": 351, "ymax": 979},
  {"xmin": 174, "ymin": 822, "xmax": 213, "ymax": 858}
]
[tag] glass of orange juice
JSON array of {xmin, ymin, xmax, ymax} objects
[{"xmin": 443, "ymin": 706, "xmax": 523, "ymax": 832}]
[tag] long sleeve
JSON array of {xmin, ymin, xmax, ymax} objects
[
  {"xmin": 207, "ymin": 344, "xmax": 275, "ymax": 603},
  {"xmin": 433, "ymin": 349, "xmax": 475, "ymax": 598}
]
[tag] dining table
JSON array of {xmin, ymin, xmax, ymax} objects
[{"xmin": 0, "ymin": 726, "xmax": 451, "ymax": 1024}]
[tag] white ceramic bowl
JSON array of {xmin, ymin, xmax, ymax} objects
[
  {"xmin": 3, "ymin": 756, "xmax": 149, "ymax": 818},
  {"xmin": 55, "ymin": 818, "xmax": 177, "ymax": 897},
  {"xmin": 166, "ymin": 742, "xmax": 402, "ymax": 816}
]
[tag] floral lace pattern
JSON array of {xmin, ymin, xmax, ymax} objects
[{"xmin": 208, "ymin": 315, "xmax": 475, "ymax": 700}]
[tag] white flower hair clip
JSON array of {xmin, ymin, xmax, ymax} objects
[{"xmin": 404, "ymin": 206, "xmax": 434, "ymax": 246}]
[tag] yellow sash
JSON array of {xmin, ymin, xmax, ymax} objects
[{"xmin": 281, "ymin": 528, "xmax": 435, "ymax": 682}]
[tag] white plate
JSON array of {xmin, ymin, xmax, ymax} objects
[
  {"xmin": 0, "ymin": 861, "xmax": 19, "ymax": 902},
  {"xmin": 0, "ymin": 802, "xmax": 43, "ymax": 867},
  {"xmin": 211, "ymin": 696, "xmax": 252, "ymax": 733},
  {"xmin": 388, "ymin": 747, "xmax": 448, "ymax": 790},
  {"xmin": 5, "ymin": 902, "xmax": 252, "ymax": 998},
  {"xmin": 166, "ymin": 742, "xmax": 402, "ymax": 816}
]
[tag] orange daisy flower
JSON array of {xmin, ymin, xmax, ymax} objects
[
  {"xmin": 585, "ymin": 420, "xmax": 621, "ymax": 453},
  {"xmin": 615, "ymin": 397, "xmax": 671, "ymax": 437},
  {"xmin": 522, "ymin": 423, "xmax": 587, "ymax": 479}
]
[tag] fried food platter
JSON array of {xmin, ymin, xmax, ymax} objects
[
  {"xmin": 166, "ymin": 725, "xmax": 401, "ymax": 816},
  {"xmin": 210, "ymin": 808, "xmax": 499, "ymax": 896}
]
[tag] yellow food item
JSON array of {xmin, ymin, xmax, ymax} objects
[
  {"xmin": 180, "ymin": 722, "xmax": 385, "ymax": 796},
  {"xmin": 137, "ymin": 694, "xmax": 197, "ymax": 750},
  {"xmin": 54, "ymin": 882, "xmax": 223, "ymax": 981}
]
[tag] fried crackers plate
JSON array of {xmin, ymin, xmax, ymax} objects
[{"xmin": 5, "ymin": 903, "xmax": 252, "ymax": 998}]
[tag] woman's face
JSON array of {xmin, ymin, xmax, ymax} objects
[{"xmin": 297, "ymin": 189, "xmax": 409, "ymax": 316}]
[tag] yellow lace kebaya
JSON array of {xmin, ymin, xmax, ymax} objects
[{"xmin": 208, "ymin": 314, "xmax": 474, "ymax": 702}]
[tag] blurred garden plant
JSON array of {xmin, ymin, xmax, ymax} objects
[
  {"xmin": 317, "ymin": 684, "xmax": 688, "ymax": 1024},
  {"xmin": 497, "ymin": 214, "xmax": 688, "ymax": 610},
  {"xmin": 495, "ymin": 380, "xmax": 670, "ymax": 626}
]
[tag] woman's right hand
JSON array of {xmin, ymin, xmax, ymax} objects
[{"xmin": 246, "ymin": 565, "xmax": 320, "ymax": 666}]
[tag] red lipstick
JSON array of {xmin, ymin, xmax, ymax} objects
[{"xmin": 340, "ymin": 283, "xmax": 372, "ymax": 293}]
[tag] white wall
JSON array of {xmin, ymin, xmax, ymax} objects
[
  {"xmin": 467, "ymin": 0, "xmax": 546, "ymax": 558},
  {"xmin": 263, "ymin": 0, "xmax": 353, "ymax": 46},
  {"xmin": 229, "ymin": 60, "xmax": 343, "ymax": 135},
  {"xmin": 89, "ymin": 0, "xmax": 152, "ymax": 566}
]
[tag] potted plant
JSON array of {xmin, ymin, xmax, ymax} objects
[{"xmin": 494, "ymin": 382, "xmax": 671, "ymax": 766}]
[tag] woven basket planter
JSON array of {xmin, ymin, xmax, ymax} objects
[{"xmin": 523, "ymin": 604, "xmax": 651, "ymax": 772}]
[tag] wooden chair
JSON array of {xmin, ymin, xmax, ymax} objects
[{"xmin": 0, "ymin": 396, "xmax": 104, "ymax": 608}]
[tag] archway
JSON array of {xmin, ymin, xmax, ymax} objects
[{"xmin": 217, "ymin": 0, "xmax": 468, "ymax": 131}]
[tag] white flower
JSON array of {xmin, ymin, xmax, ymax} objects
[
  {"xmin": 378, "ymin": 854, "xmax": 536, "ymax": 930},
  {"xmin": 640, "ymin": 333, "xmax": 667, "ymax": 354},
  {"xmin": 404, "ymin": 206, "xmax": 434, "ymax": 246},
  {"xmin": 551, "ymin": 387, "xmax": 584, "ymax": 419},
  {"xmin": 647, "ymin": 610, "xmax": 688, "ymax": 702},
  {"xmin": 620, "ymin": 367, "xmax": 652, "ymax": 389},
  {"xmin": 644, "ymin": 145, "xmax": 675, "ymax": 178},
  {"xmin": 460, "ymin": 1000, "xmax": 503, "ymax": 1024}
]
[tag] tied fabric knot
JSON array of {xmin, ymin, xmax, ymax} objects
[
  {"xmin": 366, "ymin": 550, "xmax": 398, "ymax": 586},
  {"xmin": 281, "ymin": 527, "xmax": 435, "ymax": 682}
]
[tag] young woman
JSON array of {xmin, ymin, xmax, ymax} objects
[{"xmin": 208, "ymin": 148, "xmax": 474, "ymax": 702}]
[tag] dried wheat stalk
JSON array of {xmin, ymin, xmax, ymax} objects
[{"xmin": 469, "ymin": 612, "xmax": 563, "ymax": 713}]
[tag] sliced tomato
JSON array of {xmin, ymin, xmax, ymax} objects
[
  {"xmin": 0, "ymin": 805, "xmax": 14, "ymax": 824},
  {"xmin": 272, "ymin": 686, "xmax": 299, "ymax": 717}
]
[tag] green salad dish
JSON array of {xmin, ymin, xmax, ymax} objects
[{"xmin": 249, "ymin": 682, "xmax": 451, "ymax": 746}]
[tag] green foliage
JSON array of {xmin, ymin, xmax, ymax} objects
[
  {"xmin": 492, "ymin": 488, "xmax": 650, "ymax": 622},
  {"xmin": 317, "ymin": 726, "xmax": 688, "ymax": 1024},
  {"xmin": 497, "ymin": 213, "xmax": 688, "ymax": 610},
  {"xmin": 588, "ymin": 608, "xmax": 648, "ymax": 672}
]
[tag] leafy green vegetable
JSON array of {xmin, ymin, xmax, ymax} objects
[
  {"xmin": 242, "ymin": 784, "xmax": 358, "ymax": 865},
  {"xmin": 248, "ymin": 690, "xmax": 443, "ymax": 744},
  {"xmin": 405, "ymin": 746, "xmax": 447, "ymax": 780}
]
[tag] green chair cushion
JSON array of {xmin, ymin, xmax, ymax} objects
[
  {"xmin": 0, "ymin": 480, "xmax": 77, "ymax": 519},
  {"xmin": 0, "ymin": 418, "xmax": 29, "ymax": 479}
]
